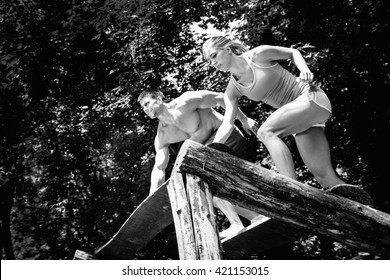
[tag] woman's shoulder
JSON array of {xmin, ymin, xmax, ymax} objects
[
  {"xmin": 243, "ymin": 46, "xmax": 277, "ymax": 66},
  {"xmin": 247, "ymin": 45, "xmax": 271, "ymax": 56}
]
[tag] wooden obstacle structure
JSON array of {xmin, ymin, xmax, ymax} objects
[
  {"xmin": 165, "ymin": 140, "xmax": 390, "ymax": 259},
  {"xmin": 75, "ymin": 140, "xmax": 390, "ymax": 260}
]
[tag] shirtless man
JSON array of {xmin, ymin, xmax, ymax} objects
[{"xmin": 138, "ymin": 89, "xmax": 262, "ymax": 238}]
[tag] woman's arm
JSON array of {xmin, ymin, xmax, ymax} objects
[
  {"xmin": 252, "ymin": 45, "xmax": 313, "ymax": 82},
  {"xmin": 212, "ymin": 90, "xmax": 239, "ymax": 143},
  {"xmin": 214, "ymin": 92, "xmax": 258, "ymax": 135}
]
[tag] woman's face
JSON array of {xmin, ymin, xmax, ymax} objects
[{"xmin": 206, "ymin": 47, "xmax": 231, "ymax": 72}]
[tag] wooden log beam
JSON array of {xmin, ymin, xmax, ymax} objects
[{"xmin": 174, "ymin": 140, "xmax": 390, "ymax": 257}]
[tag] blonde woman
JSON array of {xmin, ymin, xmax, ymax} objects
[{"xmin": 202, "ymin": 36, "xmax": 373, "ymax": 204}]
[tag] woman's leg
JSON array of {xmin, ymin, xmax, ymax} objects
[
  {"xmin": 233, "ymin": 204, "xmax": 268, "ymax": 223},
  {"xmin": 295, "ymin": 127, "xmax": 345, "ymax": 189},
  {"xmin": 213, "ymin": 197, "xmax": 243, "ymax": 226},
  {"xmin": 257, "ymin": 97, "xmax": 330, "ymax": 180},
  {"xmin": 213, "ymin": 197, "xmax": 244, "ymax": 239},
  {"xmin": 258, "ymin": 128, "xmax": 296, "ymax": 179}
]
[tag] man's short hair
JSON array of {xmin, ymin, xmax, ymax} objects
[{"xmin": 137, "ymin": 89, "xmax": 164, "ymax": 102}]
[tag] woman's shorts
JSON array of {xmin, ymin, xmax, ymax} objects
[{"xmin": 295, "ymin": 86, "xmax": 332, "ymax": 128}]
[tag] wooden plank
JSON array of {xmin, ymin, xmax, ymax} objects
[
  {"xmin": 175, "ymin": 140, "xmax": 390, "ymax": 257},
  {"xmin": 186, "ymin": 174, "xmax": 222, "ymax": 259},
  {"xmin": 167, "ymin": 169, "xmax": 198, "ymax": 259},
  {"xmin": 95, "ymin": 181, "xmax": 172, "ymax": 259},
  {"xmin": 222, "ymin": 217, "xmax": 304, "ymax": 259}
]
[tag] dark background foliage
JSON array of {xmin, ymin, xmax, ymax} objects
[{"xmin": 1, "ymin": 0, "xmax": 389, "ymax": 260}]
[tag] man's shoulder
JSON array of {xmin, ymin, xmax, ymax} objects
[
  {"xmin": 168, "ymin": 91, "xmax": 195, "ymax": 104},
  {"xmin": 165, "ymin": 97, "xmax": 195, "ymax": 115}
]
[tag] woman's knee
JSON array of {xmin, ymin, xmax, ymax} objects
[{"xmin": 257, "ymin": 126, "xmax": 277, "ymax": 143}]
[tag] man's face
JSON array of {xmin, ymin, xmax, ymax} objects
[{"xmin": 139, "ymin": 95, "xmax": 161, "ymax": 119}]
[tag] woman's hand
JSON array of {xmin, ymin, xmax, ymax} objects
[{"xmin": 299, "ymin": 70, "xmax": 314, "ymax": 83}]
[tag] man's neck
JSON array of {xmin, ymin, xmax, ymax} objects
[{"xmin": 157, "ymin": 103, "xmax": 176, "ymax": 125}]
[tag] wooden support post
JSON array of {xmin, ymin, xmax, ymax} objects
[
  {"xmin": 186, "ymin": 174, "xmax": 222, "ymax": 259},
  {"xmin": 167, "ymin": 157, "xmax": 222, "ymax": 259},
  {"xmin": 167, "ymin": 171, "xmax": 197, "ymax": 259},
  {"xmin": 175, "ymin": 140, "xmax": 390, "ymax": 257}
]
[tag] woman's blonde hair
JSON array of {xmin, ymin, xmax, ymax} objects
[{"xmin": 202, "ymin": 36, "xmax": 248, "ymax": 59}]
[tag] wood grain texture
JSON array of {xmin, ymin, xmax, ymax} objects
[
  {"xmin": 186, "ymin": 174, "xmax": 222, "ymax": 259},
  {"xmin": 167, "ymin": 170, "xmax": 198, "ymax": 259}
]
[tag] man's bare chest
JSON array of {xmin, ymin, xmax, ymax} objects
[
  {"xmin": 158, "ymin": 124, "xmax": 189, "ymax": 144},
  {"xmin": 169, "ymin": 110, "xmax": 200, "ymax": 135}
]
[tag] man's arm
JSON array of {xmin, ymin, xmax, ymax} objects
[
  {"xmin": 179, "ymin": 90, "xmax": 221, "ymax": 109},
  {"xmin": 150, "ymin": 136, "xmax": 170, "ymax": 195},
  {"xmin": 181, "ymin": 90, "xmax": 258, "ymax": 135}
]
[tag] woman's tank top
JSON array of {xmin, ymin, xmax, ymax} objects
[{"xmin": 230, "ymin": 54, "xmax": 310, "ymax": 108}]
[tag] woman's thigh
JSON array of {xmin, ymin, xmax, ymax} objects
[{"xmin": 260, "ymin": 97, "xmax": 331, "ymax": 138}]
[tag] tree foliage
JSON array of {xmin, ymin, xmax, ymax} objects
[{"xmin": 1, "ymin": 0, "xmax": 389, "ymax": 259}]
